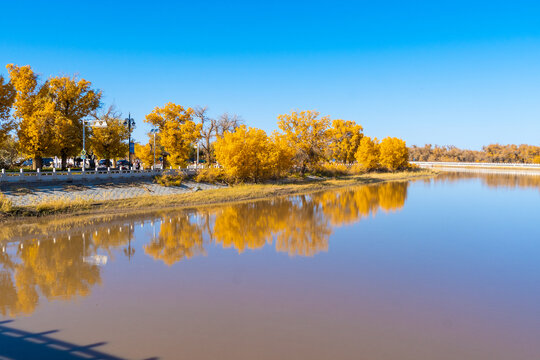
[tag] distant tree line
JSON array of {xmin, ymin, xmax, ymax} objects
[{"xmin": 409, "ymin": 144, "xmax": 540, "ymax": 164}]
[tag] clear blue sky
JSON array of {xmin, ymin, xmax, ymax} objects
[{"xmin": 1, "ymin": 0, "xmax": 539, "ymax": 149}]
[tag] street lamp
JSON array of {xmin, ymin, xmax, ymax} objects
[
  {"xmin": 150, "ymin": 128, "xmax": 159, "ymax": 169},
  {"xmin": 124, "ymin": 113, "xmax": 135, "ymax": 163}
]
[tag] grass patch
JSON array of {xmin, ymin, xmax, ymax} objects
[{"xmin": 154, "ymin": 174, "xmax": 185, "ymax": 187}]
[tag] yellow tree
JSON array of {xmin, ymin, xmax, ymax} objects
[
  {"xmin": 7, "ymin": 64, "xmax": 56, "ymax": 169},
  {"xmin": 327, "ymin": 119, "xmax": 363, "ymax": 163},
  {"xmin": 267, "ymin": 131, "xmax": 295, "ymax": 178},
  {"xmin": 0, "ymin": 75, "xmax": 16, "ymax": 145},
  {"xmin": 214, "ymin": 125, "xmax": 272, "ymax": 182},
  {"xmin": 355, "ymin": 136, "xmax": 380, "ymax": 171},
  {"xmin": 48, "ymin": 75, "xmax": 101, "ymax": 169},
  {"xmin": 89, "ymin": 107, "xmax": 129, "ymax": 162},
  {"xmin": 277, "ymin": 110, "xmax": 330, "ymax": 174},
  {"xmin": 379, "ymin": 137, "xmax": 409, "ymax": 171},
  {"xmin": 134, "ymin": 142, "xmax": 155, "ymax": 168},
  {"xmin": 144, "ymin": 103, "xmax": 201, "ymax": 167}
]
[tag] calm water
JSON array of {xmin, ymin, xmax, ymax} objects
[{"xmin": 1, "ymin": 172, "xmax": 539, "ymax": 360}]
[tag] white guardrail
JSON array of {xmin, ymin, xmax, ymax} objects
[
  {"xmin": 0, "ymin": 167, "xmax": 197, "ymax": 184},
  {"xmin": 411, "ymin": 161, "xmax": 540, "ymax": 169}
]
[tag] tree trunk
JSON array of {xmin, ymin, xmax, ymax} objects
[
  {"xmin": 33, "ymin": 156, "xmax": 43, "ymax": 171},
  {"xmin": 61, "ymin": 151, "xmax": 68, "ymax": 170}
]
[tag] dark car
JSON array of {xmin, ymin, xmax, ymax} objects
[
  {"xmin": 97, "ymin": 159, "xmax": 112, "ymax": 170},
  {"xmin": 117, "ymin": 159, "xmax": 131, "ymax": 170}
]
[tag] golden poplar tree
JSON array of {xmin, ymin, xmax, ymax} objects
[
  {"xmin": 327, "ymin": 119, "xmax": 363, "ymax": 163},
  {"xmin": 144, "ymin": 103, "xmax": 201, "ymax": 167},
  {"xmin": 355, "ymin": 136, "xmax": 380, "ymax": 170},
  {"xmin": 48, "ymin": 75, "xmax": 101, "ymax": 169},
  {"xmin": 6, "ymin": 64, "xmax": 56, "ymax": 169},
  {"xmin": 378, "ymin": 137, "xmax": 409, "ymax": 171},
  {"xmin": 134, "ymin": 142, "xmax": 155, "ymax": 168},
  {"xmin": 0, "ymin": 75, "xmax": 16, "ymax": 145},
  {"xmin": 277, "ymin": 110, "xmax": 330, "ymax": 174},
  {"xmin": 89, "ymin": 108, "xmax": 129, "ymax": 162},
  {"xmin": 214, "ymin": 125, "xmax": 272, "ymax": 182},
  {"xmin": 267, "ymin": 131, "xmax": 295, "ymax": 178}
]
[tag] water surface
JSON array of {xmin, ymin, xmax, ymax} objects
[{"xmin": 1, "ymin": 173, "xmax": 539, "ymax": 359}]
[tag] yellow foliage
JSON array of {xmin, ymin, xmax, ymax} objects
[
  {"xmin": 90, "ymin": 114, "xmax": 129, "ymax": 161},
  {"xmin": 134, "ymin": 142, "xmax": 155, "ymax": 168},
  {"xmin": 315, "ymin": 162, "xmax": 350, "ymax": 177},
  {"xmin": 0, "ymin": 192, "xmax": 12, "ymax": 213},
  {"xmin": 0, "ymin": 75, "xmax": 16, "ymax": 144},
  {"xmin": 379, "ymin": 137, "xmax": 409, "ymax": 171},
  {"xmin": 327, "ymin": 119, "xmax": 363, "ymax": 163},
  {"xmin": 267, "ymin": 131, "xmax": 295, "ymax": 178},
  {"xmin": 277, "ymin": 110, "xmax": 330, "ymax": 173},
  {"xmin": 7, "ymin": 64, "xmax": 56, "ymax": 167},
  {"xmin": 195, "ymin": 166, "xmax": 226, "ymax": 184},
  {"xmin": 355, "ymin": 136, "xmax": 380, "ymax": 170},
  {"xmin": 533, "ymin": 155, "xmax": 540, "ymax": 164},
  {"xmin": 144, "ymin": 103, "xmax": 202, "ymax": 167},
  {"xmin": 48, "ymin": 75, "xmax": 101, "ymax": 166},
  {"xmin": 214, "ymin": 125, "xmax": 273, "ymax": 182}
]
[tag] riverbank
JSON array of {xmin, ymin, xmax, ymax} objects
[{"xmin": 0, "ymin": 169, "xmax": 435, "ymax": 222}]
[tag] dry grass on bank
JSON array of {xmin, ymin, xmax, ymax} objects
[{"xmin": 0, "ymin": 169, "xmax": 435, "ymax": 221}]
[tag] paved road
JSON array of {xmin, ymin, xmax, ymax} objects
[{"xmin": 1, "ymin": 180, "xmax": 223, "ymax": 206}]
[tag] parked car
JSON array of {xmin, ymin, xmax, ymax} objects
[
  {"xmin": 117, "ymin": 159, "xmax": 131, "ymax": 170},
  {"xmin": 97, "ymin": 159, "xmax": 112, "ymax": 170},
  {"xmin": 21, "ymin": 158, "xmax": 54, "ymax": 167}
]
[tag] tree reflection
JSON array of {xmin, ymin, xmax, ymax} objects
[
  {"xmin": 0, "ymin": 235, "xmax": 101, "ymax": 317},
  {"xmin": 144, "ymin": 215, "xmax": 205, "ymax": 266},
  {"xmin": 0, "ymin": 181, "xmax": 410, "ymax": 315}
]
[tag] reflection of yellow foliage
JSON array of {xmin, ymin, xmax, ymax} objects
[
  {"xmin": 213, "ymin": 202, "xmax": 283, "ymax": 253},
  {"xmin": 144, "ymin": 216, "xmax": 205, "ymax": 266},
  {"xmin": 377, "ymin": 182, "xmax": 408, "ymax": 212},
  {"xmin": 0, "ymin": 235, "xmax": 101, "ymax": 317},
  {"xmin": 275, "ymin": 197, "xmax": 331, "ymax": 256},
  {"xmin": 313, "ymin": 182, "xmax": 408, "ymax": 226}
]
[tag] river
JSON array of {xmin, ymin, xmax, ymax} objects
[{"xmin": 1, "ymin": 172, "xmax": 539, "ymax": 359}]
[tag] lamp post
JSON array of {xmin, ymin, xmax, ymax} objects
[
  {"xmin": 150, "ymin": 128, "xmax": 159, "ymax": 169},
  {"xmin": 124, "ymin": 113, "xmax": 135, "ymax": 163}
]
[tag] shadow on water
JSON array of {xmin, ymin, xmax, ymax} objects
[{"xmin": 0, "ymin": 320, "xmax": 158, "ymax": 360}]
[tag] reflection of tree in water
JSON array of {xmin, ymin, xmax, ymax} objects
[
  {"xmin": 144, "ymin": 215, "xmax": 205, "ymax": 266},
  {"xmin": 314, "ymin": 182, "xmax": 408, "ymax": 226},
  {"xmin": 0, "ymin": 181, "xmax": 410, "ymax": 315},
  {"xmin": 213, "ymin": 198, "xmax": 290, "ymax": 253},
  {"xmin": 147, "ymin": 182, "xmax": 409, "ymax": 262},
  {"xmin": 274, "ymin": 195, "xmax": 331, "ymax": 256},
  {"xmin": 0, "ymin": 235, "xmax": 101, "ymax": 317}
]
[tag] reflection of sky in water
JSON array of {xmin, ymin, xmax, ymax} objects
[{"xmin": 0, "ymin": 173, "xmax": 539, "ymax": 360}]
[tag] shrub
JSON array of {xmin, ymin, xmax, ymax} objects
[
  {"xmin": 313, "ymin": 163, "xmax": 349, "ymax": 178},
  {"xmin": 0, "ymin": 193, "xmax": 12, "ymax": 213},
  {"xmin": 195, "ymin": 167, "xmax": 226, "ymax": 184},
  {"xmin": 155, "ymin": 173, "xmax": 185, "ymax": 187}
]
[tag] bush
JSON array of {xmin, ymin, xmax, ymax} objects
[
  {"xmin": 155, "ymin": 173, "xmax": 185, "ymax": 187},
  {"xmin": 195, "ymin": 167, "xmax": 226, "ymax": 184},
  {"xmin": 0, "ymin": 193, "xmax": 13, "ymax": 213},
  {"xmin": 313, "ymin": 163, "xmax": 349, "ymax": 178}
]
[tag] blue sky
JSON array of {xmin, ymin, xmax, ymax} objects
[{"xmin": 1, "ymin": 0, "xmax": 539, "ymax": 148}]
